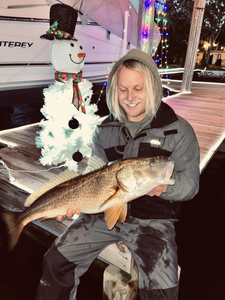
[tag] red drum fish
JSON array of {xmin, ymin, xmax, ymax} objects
[{"xmin": 2, "ymin": 156, "xmax": 174, "ymax": 250}]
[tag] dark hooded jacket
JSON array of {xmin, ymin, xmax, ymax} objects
[{"xmin": 92, "ymin": 49, "xmax": 200, "ymax": 220}]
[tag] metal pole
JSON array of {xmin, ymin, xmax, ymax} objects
[
  {"xmin": 138, "ymin": 0, "xmax": 156, "ymax": 56},
  {"xmin": 147, "ymin": 0, "xmax": 156, "ymax": 56},
  {"xmin": 137, "ymin": 0, "xmax": 143, "ymax": 49},
  {"xmin": 181, "ymin": 0, "xmax": 206, "ymax": 92},
  {"xmin": 122, "ymin": 11, "xmax": 129, "ymax": 56}
]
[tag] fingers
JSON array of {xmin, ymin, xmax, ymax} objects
[
  {"xmin": 147, "ymin": 185, "xmax": 167, "ymax": 197},
  {"xmin": 155, "ymin": 185, "xmax": 167, "ymax": 194},
  {"xmin": 67, "ymin": 208, "xmax": 81, "ymax": 218},
  {"xmin": 57, "ymin": 208, "xmax": 82, "ymax": 222},
  {"xmin": 75, "ymin": 209, "xmax": 81, "ymax": 216},
  {"xmin": 56, "ymin": 215, "xmax": 66, "ymax": 222},
  {"xmin": 66, "ymin": 208, "xmax": 74, "ymax": 219}
]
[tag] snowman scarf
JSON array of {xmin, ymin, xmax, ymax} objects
[{"xmin": 55, "ymin": 71, "xmax": 86, "ymax": 113}]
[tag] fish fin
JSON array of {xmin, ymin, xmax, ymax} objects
[
  {"xmin": 24, "ymin": 170, "xmax": 80, "ymax": 207},
  {"xmin": 82, "ymin": 155, "xmax": 107, "ymax": 175},
  {"xmin": 104, "ymin": 204, "xmax": 124, "ymax": 230},
  {"xmin": 99, "ymin": 188, "xmax": 123, "ymax": 210},
  {"xmin": 118, "ymin": 203, "xmax": 127, "ymax": 224},
  {"xmin": 2, "ymin": 211, "xmax": 23, "ymax": 251}
]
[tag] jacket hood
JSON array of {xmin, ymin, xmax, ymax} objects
[{"xmin": 106, "ymin": 49, "xmax": 163, "ymax": 113}]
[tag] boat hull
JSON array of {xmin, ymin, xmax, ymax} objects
[{"xmin": 0, "ymin": 6, "xmax": 135, "ymax": 90}]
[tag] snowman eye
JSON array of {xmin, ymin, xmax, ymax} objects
[
  {"xmin": 80, "ymin": 45, "xmax": 83, "ymax": 50},
  {"xmin": 70, "ymin": 43, "xmax": 74, "ymax": 47}
]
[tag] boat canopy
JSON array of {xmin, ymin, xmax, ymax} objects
[{"xmin": 46, "ymin": 0, "xmax": 138, "ymax": 47}]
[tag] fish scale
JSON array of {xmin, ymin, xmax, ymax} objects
[{"xmin": 1, "ymin": 156, "xmax": 175, "ymax": 251}]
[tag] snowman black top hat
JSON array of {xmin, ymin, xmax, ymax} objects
[{"xmin": 41, "ymin": 3, "xmax": 78, "ymax": 40}]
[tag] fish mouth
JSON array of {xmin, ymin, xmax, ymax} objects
[
  {"xmin": 69, "ymin": 54, "xmax": 85, "ymax": 64},
  {"xmin": 160, "ymin": 162, "xmax": 175, "ymax": 185}
]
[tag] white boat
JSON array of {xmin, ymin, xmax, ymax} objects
[{"xmin": 0, "ymin": 0, "xmax": 138, "ymax": 91}]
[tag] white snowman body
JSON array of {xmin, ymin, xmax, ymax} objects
[{"xmin": 36, "ymin": 38, "xmax": 98, "ymax": 171}]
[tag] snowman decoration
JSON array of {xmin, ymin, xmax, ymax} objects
[{"xmin": 36, "ymin": 4, "xmax": 99, "ymax": 171}]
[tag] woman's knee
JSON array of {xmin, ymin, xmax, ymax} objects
[{"xmin": 44, "ymin": 244, "xmax": 75, "ymax": 275}]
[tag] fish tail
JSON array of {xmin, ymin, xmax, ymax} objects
[{"xmin": 1, "ymin": 211, "xmax": 24, "ymax": 251}]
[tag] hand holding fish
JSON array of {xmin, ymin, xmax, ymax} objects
[
  {"xmin": 56, "ymin": 208, "xmax": 81, "ymax": 222},
  {"xmin": 57, "ymin": 185, "xmax": 168, "ymax": 221},
  {"xmin": 1, "ymin": 156, "xmax": 175, "ymax": 251},
  {"xmin": 147, "ymin": 185, "xmax": 167, "ymax": 197}
]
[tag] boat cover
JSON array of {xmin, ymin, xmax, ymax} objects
[{"xmin": 46, "ymin": 0, "xmax": 138, "ymax": 47}]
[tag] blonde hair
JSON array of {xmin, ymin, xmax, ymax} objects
[{"xmin": 106, "ymin": 60, "xmax": 159, "ymax": 122}]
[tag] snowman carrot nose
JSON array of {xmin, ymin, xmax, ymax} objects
[{"xmin": 77, "ymin": 53, "xmax": 86, "ymax": 58}]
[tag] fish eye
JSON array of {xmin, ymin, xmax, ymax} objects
[
  {"xmin": 150, "ymin": 161, "xmax": 156, "ymax": 167},
  {"xmin": 70, "ymin": 43, "xmax": 74, "ymax": 47}
]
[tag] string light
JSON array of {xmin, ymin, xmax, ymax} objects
[
  {"xmin": 154, "ymin": 0, "xmax": 169, "ymax": 73},
  {"xmin": 140, "ymin": 0, "xmax": 155, "ymax": 54},
  {"xmin": 97, "ymin": 82, "xmax": 107, "ymax": 104},
  {"xmin": 140, "ymin": 0, "xmax": 169, "ymax": 72}
]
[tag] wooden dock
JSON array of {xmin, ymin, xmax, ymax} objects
[
  {"xmin": 0, "ymin": 124, "xmax": 133, "ymax": 274},
  {"xmin": 0, "ymin": 79, "xmax": 225, "ymax": 275},
  {"xmin": 162, "ymin": 80, "xmax": 225, "ymax": 173}
]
